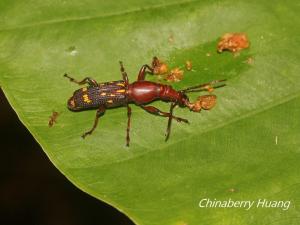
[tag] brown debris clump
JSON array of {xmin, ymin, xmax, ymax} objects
[
  {"xmin": 187, "ymin": 95, "xmax": 217, "ymax": 112},
  {"xmin": 165, "ymin": 67, "xmax": 184, "ymax": 82},
  {"xmin": 152, "ymin": 57, "xmax": 194, "ymax": 82},
  {"xmin": 217, "ymin": 33, "xmax": 250, "ymax": 53},
  {"xmin": 152, "ymin": 57, "xmax": 168, "ymax": 75}
]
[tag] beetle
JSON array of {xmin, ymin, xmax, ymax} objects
[{"xmin": 64, "ymin": 59, "xmax": 226, "ymax": 146}]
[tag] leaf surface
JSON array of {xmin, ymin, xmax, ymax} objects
[{"xmin": 1, "ymin": 1, "xmax": 300, "ymax": 224}]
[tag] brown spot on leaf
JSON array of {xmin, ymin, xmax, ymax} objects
[{"xmin": 48, "ymin": 111, "xmax": 60, "ymax": 127}]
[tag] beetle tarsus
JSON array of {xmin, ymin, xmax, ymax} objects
[
  {"xmin": 64, "ymin": 73, "xmax": 98, "ymax": 87},
  {"xmin": 81, "ymin": 132, "xmax": 90, "ymax": 139}
]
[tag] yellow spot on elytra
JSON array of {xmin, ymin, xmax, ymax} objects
[
  {"xmin": 82, "ymin": 87, "xmax": 87, "ymax": 92},
  {"xmin": 107, "ymin": 100, "xmax": 113, "ymax": 103},
  {"xmin": 83, "ymin": 94, "xmax": 92, "ymax": 103},
  {"xmin": 116, "ymin": 89, "xmax": 125, "ymax": 93},
  {"xmin": 110, "ymin": 94, "xmax": 116, "ymax": 97},
  {"xmin": 100, "ymin": 92, "xmax": 106, "ymax": 96},
  {"xmin": 117, "ymin": 83, "xmax": 125, "ymax": 86}
]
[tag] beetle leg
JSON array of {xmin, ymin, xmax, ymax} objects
[
  {"xmin": 165, "ymin": 103, "xmax": 176, "ymax": 142},
  {"xmin": 137, "ymin": 64, "xmax": 154, "ymax": 81},
  {"xmin": 141, "ymin": 105, "xmax": 189, "ymax": 123},
  {"xmin": 126, "ymin": 105, "xmax": 132, "ymax": 147},
  {"xmin": 81, "ymin": 106, "xmax": 106, "ymax": 139},
  {"xmin": 64, "ymin": 73, "xmax": 98, "ymax": 87},
  {"xmin": 119, "ymin": 61, "xmax": 129, "ymax": 86},
  {"xmin": 140, "ymin": 105, "xmax": 189, "ymax": 141}
]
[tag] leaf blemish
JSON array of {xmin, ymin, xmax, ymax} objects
[
  {"xmin": 228, "ymin": 188, "xmax": 238, "ymax": 193},
  {"xmin": 66, "ymin": 46, "xmax": 78, "ymax": 56},
  {"xmin": 48, "ymin": 111, "xmax": 60, "ymax": 127}
]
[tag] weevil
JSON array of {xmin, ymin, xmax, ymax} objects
[{"xmin": 65, "ymin": 58, "xmax": 226, "ymax": 146}]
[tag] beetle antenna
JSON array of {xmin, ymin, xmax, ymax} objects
[{"xmin": 180, "ymin": 79, "xmax": 226, "ymax": 93}]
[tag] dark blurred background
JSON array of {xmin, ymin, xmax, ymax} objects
[{"xmin": 0, "ymin": 89, "xmax": 134, "ymax": 225}]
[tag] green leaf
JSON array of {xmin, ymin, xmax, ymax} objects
[{"xmin": 1, "ymin": 1, "xmax": 300, "ymax": 224}]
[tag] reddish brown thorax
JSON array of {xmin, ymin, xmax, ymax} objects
[{"xmin": 127, "ymin": 81, "xmax": 184, "ymax": 105}]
